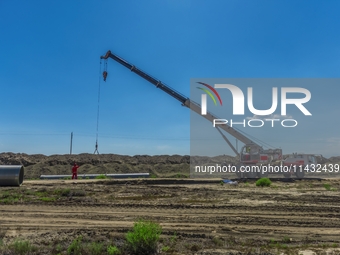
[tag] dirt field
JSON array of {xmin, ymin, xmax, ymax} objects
[{"xmin": 1, "ymin": 178, "xmax": 340, "ymax": 254}]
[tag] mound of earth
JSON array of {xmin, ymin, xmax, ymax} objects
[
  {"xmin": 0, "ymin": 153, "xmax": 338, "ymax": 179},
  {"xmin": 0, "ymin": 153, "xmax": 237, "ymax": 179}
]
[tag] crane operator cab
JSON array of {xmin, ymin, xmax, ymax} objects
[
  {"xmin": 241, "ymin": 144, "xmax": 260, "ymax": 162},
  {"xmin": 240, "ymin": 144, "xmax": 282, "ymax": 164}
]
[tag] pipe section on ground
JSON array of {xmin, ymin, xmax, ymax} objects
[
  {"xmin": 0, "ymin": 165, "xmax": 24, "ymax": 186},
  {"xmin": 40, "ymin": 173, "xmax": 149, "ymax": 180}
]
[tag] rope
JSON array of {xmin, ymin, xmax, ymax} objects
[{"xmin": 94, "ymin": 59, "xmax": 101, "ymax": 154}]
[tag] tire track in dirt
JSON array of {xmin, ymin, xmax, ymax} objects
[{"xmin": 1, "ymin": 202, "xmax": 340, "ymax": 242}]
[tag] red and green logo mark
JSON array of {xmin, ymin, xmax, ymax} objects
[{"xmin": 197, "ymin": 82, "xmax": 223, "ymax": 106}]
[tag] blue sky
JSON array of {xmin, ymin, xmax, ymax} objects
[{"xmin": 0, "ymin": 0, "xmax": 339, "ymax": 157}]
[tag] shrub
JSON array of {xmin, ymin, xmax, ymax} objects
[
  {"xmin": 256, "ymin": 177, "xmax": 272, "ymax": 187},
  {"xmin": 67, "ymin": 236, "xmax": 83, "ymax": 255},
  {"xmin": 107, "ymin": 245, "xmax": 120, "ymax": 255},
  {"xmin": 126, "ymin": 219, "xmax": 162, "ymax": 255},
  {"xmin": 9, "ymin": 240, "xmax": 33, "ymax": 255}
]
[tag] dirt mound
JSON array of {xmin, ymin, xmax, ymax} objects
[
  {"xmin": 0, "ymin": 153, "xmax": 194, "ymax": 179},
  {"xmin": 0, "ymin": 153, "xmax": 338, "ymax": 179}
]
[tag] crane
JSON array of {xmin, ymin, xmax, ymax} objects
[{"xmin": 100, "ymin": 50, "xmax": 282, "ymax": 178}]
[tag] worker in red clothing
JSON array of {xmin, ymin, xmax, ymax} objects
[{"xmin": 72, "ymin": 162, "xmax": 79, "ymax": 180}]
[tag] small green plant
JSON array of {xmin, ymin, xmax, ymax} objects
[
  {"xmin": 150, "ymin": 174, "xmax": 157, "ymax": 178},
  {"xmin": 86, "ymin": 177, "xmax": 90, "ymax": 179},
  {"xmin": 9, "ymin": 240, "xmax": 33, "ymax": 255},
  {"xmin": 0, "ymin": 191, "xmax": 22, "ymax": 204},
  {"xmin": 55, "ymin": 243, "xmax": 62, "ymax": 253},
  {"xmin": 161, "ymin": 245, "xmax": 170, "ymax": 252},
  {"xmin": 87, "ymin": 242, "xmax": 103, "ymax": 255},
  {"xmin": 256, "ymin": 177, "xmax": 272, "ymax": 187},
  {"xmin": 170, "ymin": 231, "xmax": 177, "ymax": 243},
  {"xmin": 64, "ymin": 176, "xmax": 72, "ymax": 180},
  {"xmin": 282, "ymin": 236, "xmax": 291, "ymax": 243},
  {"xmin": 95, "ymin": 174, "xmax": 107, "ymax": 179},
  {"xmin": 324, "ymin": 183, "xmax": 331, "ymax": 191},
  {"xmin": 170, "ymin": 232, "xmax": 177, "ymax": 244},
  {"xmin": 220, "ymin": 181, "xmax": 224, "ymax": 186},
  {"xmin": 324, "ymin": 184, "xmax": 336, "ymax": 191},
  {"xmin": 126, "ymin": 219, "xmax": 162, "ymax": 255},
  {"xmin": 107, "ymin": 245, "xmax": 120, "ymax": 255},
  {"xmin": 212, "ymin": 236, "xmax": 224, "ymax": 246},
  {"xmin": 40, "ymin": 197, "xmax": 56, "ymax": 202},
  {"xmin": 62, "ymin": 189, "xmax": 71, "ymax": 196},
  {"xmin": 67, "ymin": 236, "xmax": 83, "ymax": 255}
]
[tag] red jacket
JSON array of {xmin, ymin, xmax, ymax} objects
[{"xmin": 72, "ymin": 165, "xmax": 79, "ymax": 173}]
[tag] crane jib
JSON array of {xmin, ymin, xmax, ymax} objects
[
  {"xmin": 101, "ymin": 50, "xmax": 274, "ymax": 154},
  {"xmin": 107, "ymin": 53, "xmax": 187, "ymax": 104}
]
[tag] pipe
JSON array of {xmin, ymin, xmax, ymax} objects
[
  {"xmin": 0, "ymin": 165, "xmax": 24, "ymax": 186},
  {"xmin": 40, "ymin": 173, "xmax": 150, "ymax": 180}
]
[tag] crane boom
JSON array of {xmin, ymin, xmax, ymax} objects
[{"xmin": 101, "ymin": 50, "xmax": 261, "ymax": 151}]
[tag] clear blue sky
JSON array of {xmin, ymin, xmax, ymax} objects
[{"xmin": 0, "ymin": 0, "xmax": 339, "ymax": 157}]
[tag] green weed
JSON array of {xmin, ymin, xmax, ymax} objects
[
  {"xmin": 107, "ymin": 245, "xmax": 120, "ymax": 255},
  {"xmin": 67, "ymin": 236, "xmax": 83, "ymax": 255},
  {"xmin": 162, "ymin": 245, "xmax": 170, "ymax": 252},
  {"xmin": 95, "ymin": 174, "xmax": 107, "ymax": 179},
  {"xmin": 87, "ymin": 242, "xmax": 103, "ymax": 255},
  {"xmin": 9, "ymin": 240, "xmax": 35, "ymax": 255},
  {"xmin": 324, "ymin": 183, "xmax": 332, "ymax": 191},
  {"xmin": 126, "ymin": 219, "xmax": 162, "ymax": 255},
  {"xmin": 40, "ymin": 197, "xmax": 56, "ymax": 202},
  {"xmin": 256, "ymin": 177, "xmax": 272, "ymax": 187}
]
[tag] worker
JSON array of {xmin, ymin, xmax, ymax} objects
[{"xmin": 72, "ymin": 162, "xmax": 79, "ymax": 180}]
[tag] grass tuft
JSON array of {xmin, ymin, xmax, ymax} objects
[{"xmin": 256, "ymin": 177, "xmax": 272, "ymax": 187}]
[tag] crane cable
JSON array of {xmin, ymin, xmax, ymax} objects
[
  {"xmin": 94, "ymin": 60, "xmax": 102, "ymax": 154},
  {"xmin": 94, "ymin": 59, "xmax": 108, "ymax": 155}
]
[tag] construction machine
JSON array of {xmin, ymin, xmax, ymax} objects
[
  {"xmin": 283, "ymin": 153, "xmax": 321, "ymax": 178},
  {"xmin": 100, "ymin": 50, "xmax": 283, "ymax": 178}
]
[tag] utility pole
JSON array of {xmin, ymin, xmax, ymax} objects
[{"xmin": 70, "ymin": 132, "xmax": 73, "ymax": 155}]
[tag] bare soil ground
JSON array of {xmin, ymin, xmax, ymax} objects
[{"xmin": 1, "ymin": 178, "xmax": 340, "ymax": 254}]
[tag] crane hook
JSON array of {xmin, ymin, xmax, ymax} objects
[{"xmin": 103, "ymin": 71, "xmax": 108, "ymax": 82}]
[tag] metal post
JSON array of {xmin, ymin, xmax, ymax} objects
[{"xmin": 70, "ymin": 132, "xmax": 73, "ymax": 155}]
